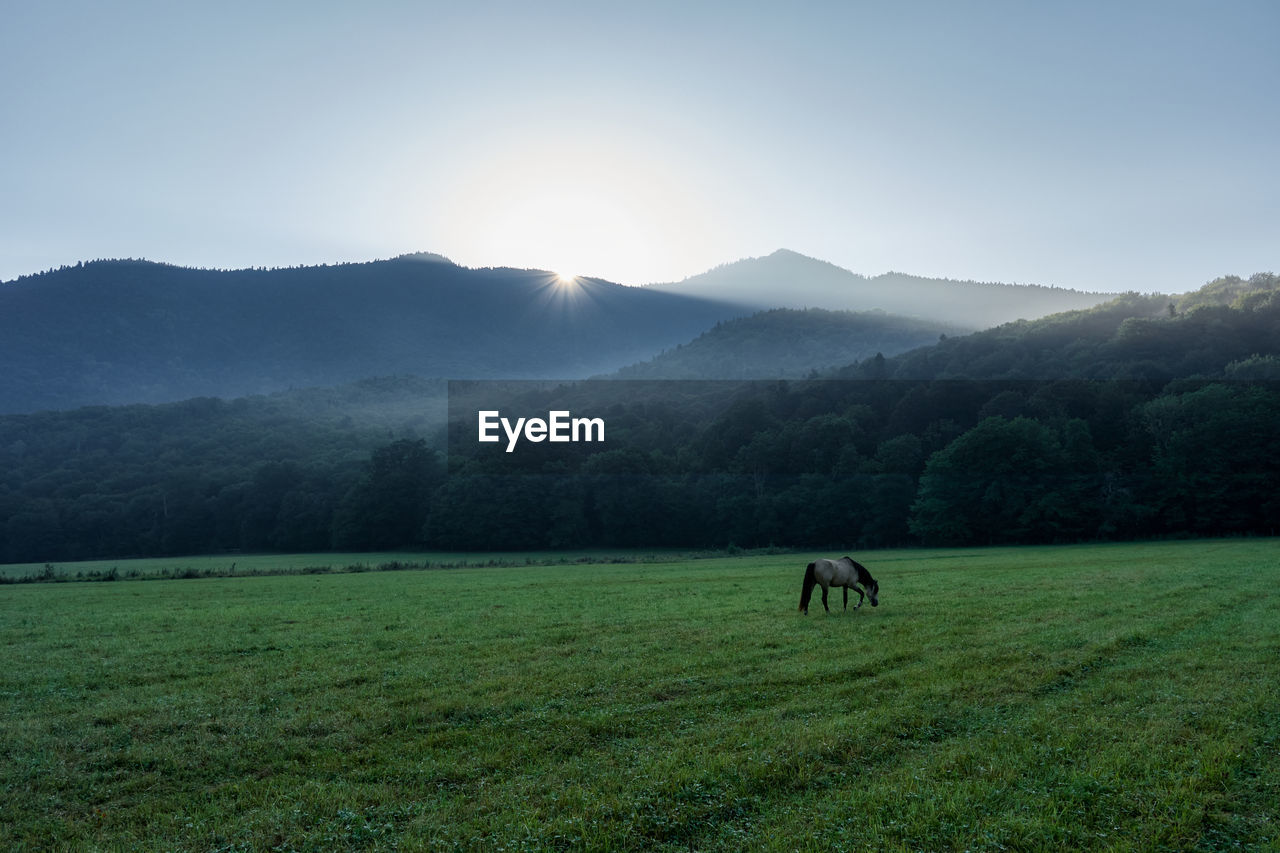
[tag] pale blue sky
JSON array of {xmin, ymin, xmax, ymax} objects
[{"xmin": 2, "ymin": 1, "xmax": 1276, "ymax": 292}]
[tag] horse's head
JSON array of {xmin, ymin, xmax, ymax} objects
[{"xmin": 868, "ymin": 580, "xmax": 879, "ymax": 607}]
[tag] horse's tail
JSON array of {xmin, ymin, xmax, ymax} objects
[{"xmin": 799, "ymin": 562, "xmax": 817, "ymax": 613}]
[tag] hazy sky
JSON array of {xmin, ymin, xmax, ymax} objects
[{"xmin": 2, "ymin": 1, "xmax": 1276, "ymax": 292}]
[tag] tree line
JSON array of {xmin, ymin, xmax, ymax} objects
[{"xmin": 4, "ymin": 376, "xmax": 1276, "ymax": 563}]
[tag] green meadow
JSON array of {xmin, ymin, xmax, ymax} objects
[{"xmin": 2, "ymin": 540, "xmax": 1277, "ymax": 851}]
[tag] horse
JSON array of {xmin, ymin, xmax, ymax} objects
[{"xmin": 799, "ymin": 556, "xmax": 879, "ymax": 615}]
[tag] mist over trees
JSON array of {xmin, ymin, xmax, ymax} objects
[
  {"xmin": 3, "ymin": 273, "xmax": 1277, "ymax": 565},
  {"xmin": 0, "ymin": 381, "xmax": 445, "ymax": 562},
  {"xmin": 608, "ymin": 308, "xmax": 962, "ymax": 379}
]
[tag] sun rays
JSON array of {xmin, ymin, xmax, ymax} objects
[{"xmin": 527, "ymin": 269, "xmax": 593, "ymax": 321}]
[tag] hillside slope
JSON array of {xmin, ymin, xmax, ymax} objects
[
  {"xmin": 0, "ymin": 256, "xmax": 752, "ymax": 413},
  {"xmin": 608, "ymin": 308, "xmax": 963, "ymax": 379},
  {"xmin": 833, "ymin": 272, "xmax": 1280, "ymax": 381}
]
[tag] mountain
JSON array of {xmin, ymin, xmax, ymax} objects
[
  {"xmin": 4, "ymin": 271, "xmax": 1276, "ymax": 563},
  {"xmin": 607, "ymin": 307, "xmax": 963, "ymax": 379},
  {"xmin": 647, "ymin": 249, "xmax": 1113, "ymax": 328},
  {"xmin": 831, "ymin": 272, "xmax": 1280, "ymax": 381},
  {"xmin": 0, "ymin": 256, "xmax": 754, "ymax": 413}
]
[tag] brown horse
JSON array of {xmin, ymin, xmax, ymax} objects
[{"xmin": 799, "ymin": 556, "xmax": 879, "ymax": 615}]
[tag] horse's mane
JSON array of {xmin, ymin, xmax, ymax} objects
[{"xmin": 842, "ymin": 556, "xmax": 875, "ymax": 585}]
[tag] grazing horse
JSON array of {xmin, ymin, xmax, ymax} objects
[{"xmin": 799, "ymin": 556, "xmax": 879, "ymax": 615}]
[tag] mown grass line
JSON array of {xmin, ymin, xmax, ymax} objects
[
  {"xmin": 1, "ymin": 540, "xmax": 1276, "ymax": 850},
  {"xmin": 0, "ymin": 547, "xmax": 757, "ymax": 582}
]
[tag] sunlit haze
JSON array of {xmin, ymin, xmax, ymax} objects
[{"xmin": 2, "ymin": 2, "xmax": 1276, "ymax": 292}]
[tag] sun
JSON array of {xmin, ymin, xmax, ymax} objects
[{"xmin": 555, "ymin": 271, "xmax": 578, "ymax": 285}]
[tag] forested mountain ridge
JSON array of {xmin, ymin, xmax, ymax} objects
[
  {"xmin": 434, "ymin": 271, "xmax": 1280, "ymax": 549},
  {"xmin": 0, "ymin": 255, "xmax": 752, "ymax": 413},
  {"xmin": 0, "ymin": 249, "xmax": 1114, "ymax": 414},
  {"xmin": 606, "ymin": 308, "xmax": 964, "ymax": 379},
  {"xmin": 647, "ymin": 249, "xmax": 1113, "ymax": 328},
  {"xmin": 834, "ymin": 273, "xmax": 1280, "ymax": 382},
  {"xmin": 4, "ymin": 270, "xmax": 1277, "ymax": 566}
]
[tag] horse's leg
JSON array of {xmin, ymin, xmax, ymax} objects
[
  {"xmin": 842, "ymin": 586, "xmax": 848, "ymax": 611},
  {"xmin": 820, "ymin": 582, "xmax": 830, "ymax": 612},
  {"xmin": 853, "ymin": 586, "xmax": 865, "ymax": 609}
]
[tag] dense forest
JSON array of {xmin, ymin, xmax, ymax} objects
[
  {"xmin": 0, "ymin": 378, "xmax": 446, "ymax": 562},
  {"xmin": 2, "ymin": 273, "xmax": 1277, "ymax": 564}
]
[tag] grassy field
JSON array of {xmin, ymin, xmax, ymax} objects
[{"xmin": 2, "ymin": 540, "xmax": 1277, "ymax": 850}]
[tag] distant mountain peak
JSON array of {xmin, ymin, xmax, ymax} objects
[
  {"xmin": 652, "ymin": 250, "xmax": 1110, "ymax": 328},
  {"xmin": 765, "ymin": 247, "xmax": 833, "ymax": 264},
  {"xmin": 392, "ymin": 251, "xmax": 455, "ymax": 265}
]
